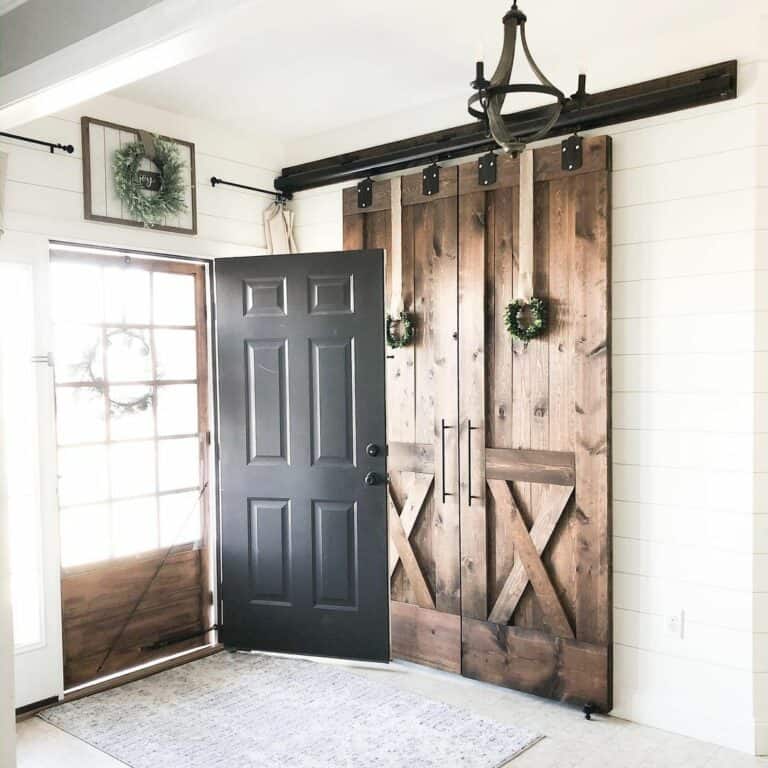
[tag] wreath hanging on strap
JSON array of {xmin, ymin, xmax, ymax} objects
[
  {"xmin": 386, "ymin": 311, "xmax": 415, "ymax": 349},
  {"xmin": 113, "ymin": 133, "xmax": 187, "ymax": 226},
  {"xmin": 75, "ymin": 329, "xmax": 154, "ymax": 415},
  {"xmin": 504, "ymin": 297, "xmax": 548, "ymax": 346}
]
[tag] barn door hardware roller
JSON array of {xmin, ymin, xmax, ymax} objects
[
  {"xmin": 357, "ymin": 176, "xmax": 373, "ymax": 208},
  {"xmin": 478, "ymin": 152, "xmax": 497, "ymax": 186},
  {"xmin": 422, "ymin": 161, "xmax": 440, "ymax": 196}
]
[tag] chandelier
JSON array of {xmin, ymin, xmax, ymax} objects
[{"xmin": 468, "ymin": 2, "xmax": 572, "ymax": 155}]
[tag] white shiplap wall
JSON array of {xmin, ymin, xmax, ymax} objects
[
  {"xmin": 1, "ymin": 92, "xmax": 284, "ymax": 259},
  {"xmin": 289, "ymin": 60, "xmax": 767, "ymax": 754}
]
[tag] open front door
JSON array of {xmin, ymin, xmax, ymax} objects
[{"xmin": 214, "ymin": 250, "xmax": 388, "ymax": 661}]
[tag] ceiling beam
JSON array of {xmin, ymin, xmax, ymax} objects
[{"xmin": 275, "ymin": 60, "xmax": 737, "ymax": 195}]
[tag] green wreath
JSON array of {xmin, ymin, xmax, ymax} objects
[
  {"xmin": 504, "ymin": 297, "xmax": 548, "ymax": 346},
  {"xmin": 113, "ymin": 135, "xmax": 187, "ymax": 226},
  {"xmin": 75, "ymin": 329, "xmax": 154, "ymax": 415},
  {"xmin": 386, "ymin": 311, "xmax": 415, "ymax": 349}
]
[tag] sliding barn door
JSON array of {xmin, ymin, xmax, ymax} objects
[
  {"xmin": 458, "ymin": 138, "xmax": 612, "ymax": 710},
  {"xmin": 343, "ymin": 171, "xmax": 462, "ymax": 672}
]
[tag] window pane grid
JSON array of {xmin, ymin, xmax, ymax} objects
[{"xmin": 53, "ymin": 258, "xmax": 206, "ymax": 568}]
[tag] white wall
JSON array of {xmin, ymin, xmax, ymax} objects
[
  {"xmin": 289, "ymin": 57, "xmax": 768, "ymax": 755},
  {"xmin": 2, "ymin": 92, "xmax": 284, "ymax": 258}
]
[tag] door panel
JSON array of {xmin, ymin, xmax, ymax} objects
[
  {"xmin": 457, "ymin": 140, "xmax": 612, "ymax": 711},
  {"xmin": 215, "ymin": 250, "xmax": 388, "ymax": 661},
  {"xmin": 343, "ymin": 172, "xmax": 462, "ymax": 672}
]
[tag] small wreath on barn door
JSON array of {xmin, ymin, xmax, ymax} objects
[
  {"xmin": 386, "ymin": 311, "xmax": 415, "ymax": 349},
  {"xmin": 112, "ymin": 134, "xmax": 187, "ymax": 226},
  {"xmin": 504, "ymin": 297, "xmax": 548, "ymax": 346}
]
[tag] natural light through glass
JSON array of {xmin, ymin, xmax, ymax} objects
[
  {"xmin": 0, "ymin": 262, "xmax": 45, "ymax": 650},
  {"xmin": 51, "ymin": 257, "xmax": 203, "ymax": 568}
]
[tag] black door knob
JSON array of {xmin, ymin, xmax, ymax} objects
[
  {"xmin": 364, "ymin": 472, "xmax": 380, "ymax": 486},
  {"xmin": 366, "ymin": 443, "xmax": 380, "ymax": 457}
]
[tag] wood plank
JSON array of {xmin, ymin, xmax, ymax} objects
[
  {"xmin": 390, "ymin": 601, "xmax": 461, "ymax": 673},
  {"xmin": 462, "ymin": 617, "xmax": 609, "ymax": 710},
  {"xmin": 430, "ymin": 184, "xmax": 460, "ymax": 615},
  {"xmin": 62, "ymin": 588, "xmax": 203, "ymax": 661},
  {"xmin": 517, "ymin": 150, "xmax": 534, "ymax": 300},
  {"xmin": 572, "ymin": 167, "xmax": 612, "ymax": 646},
  {"xmin": 486, "ymin": 185, "xmax": 516, "ymax": 608},
  {"xmin": 342, "ymin": 179, "xmax": 392, "ymax": 215},
  {"xmin": 388, "ymin": 504, "xmax": 435, "ymax": 609},
  {"xmin": 388, "ymin": 474, "xmax": 434, "ymax": 577},
  {"xmin": 61, "ymin": 548, "xmax": 201, "ymax": 620},
  {"xmin": 487, "ymin": 479, "xmax": 574, "ymax": 639},
  {"xmin": 342, "ymin": 213, "xmax": 365, "ymax": 249},
  {"xmin": 458, "ymin": 189, "xmax": 487, "ymax": 621},
  {"xmin": 485, "ymin": 448, "xmax": 575, "ymax": 485},
  {"xmin": 488, "ymin": 484, "xmax": 574, "ymax": 624},
  {"xmin": 388, "ymin": 441, "xmax": 434, "ymax": 473}
]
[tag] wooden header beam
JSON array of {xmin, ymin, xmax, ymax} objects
[{"xmin": 275, "ymin": 60, "xmax": 736, "ymax": 195}]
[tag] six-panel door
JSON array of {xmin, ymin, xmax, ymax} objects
[{"xmin": 215, "ymin": 250, "xmax": 389, "ymax": 661}]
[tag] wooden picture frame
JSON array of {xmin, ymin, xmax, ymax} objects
[{"xmin": 81, "ymin": 116, "xmax": 198, "ymax": 235}]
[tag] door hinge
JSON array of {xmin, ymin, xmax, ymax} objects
[
  {"xmin": 206, "ymin": 430, "xmax": 212, "ymax": 445},
  {"xmin": 208, "ymin": 589, "xmax": 214, "ymax": 605}
]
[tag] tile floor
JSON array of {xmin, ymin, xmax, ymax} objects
[{"xmin": 16, "ymin": 655, "xmax": 768, "ymax": 768}]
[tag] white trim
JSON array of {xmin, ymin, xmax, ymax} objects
[{"xmin": 0, "ymin": 0, "xmax": 262, "ymax": 129}]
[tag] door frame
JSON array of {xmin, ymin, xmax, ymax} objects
[{"xmin": 1, "ymin": 231, "xmax": 64, "ymax": 708}]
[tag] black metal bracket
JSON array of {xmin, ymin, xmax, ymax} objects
[
  {"xmin": 0, "ymin": 131, "xmax": 74, "ymax": 154},
  {"xmin": 357, "ymin": 177, "xmax": 373, "ymax": 208},
  {"xmin": 583, "ymin": 702, "xmax": 595, "ymax": 721},
  {"xmin": 561, "ymin": 134, "xmax": 583, "ymax": 171},
  {"xmin": 478, "ymin": 152, "xmax": 498, "ymax": 186},
  {"xmin": 210, "ymin": 175, "xmax": 292, "ymax": 201},
  {"xmin": 275, "ymin": 60, "xmax": 737, "ymax": 195},
  {"xmin": 422, "ymin": 162, "xmax": 440, "ymax": 196}
]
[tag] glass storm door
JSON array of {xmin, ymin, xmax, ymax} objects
[{"xmin": 49, "ymin": 247, "xmax": 213, "ymax": 689}]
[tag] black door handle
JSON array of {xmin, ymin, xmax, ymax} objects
[
  {"xmin": 364, "ymin": 472, "xmax": 380, "ymax": 486},
  {"xmin": 441, "ymin": 419, "xmax": 454, "ymax": 504}
]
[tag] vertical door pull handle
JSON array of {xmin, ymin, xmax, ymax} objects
[
  {"xmin": 440, "ymin": 419, "xmax": 454, "ymax": 504},
  {"xmin": 467, "ymin": 419, "xmax": 482, "ymax": 506}
]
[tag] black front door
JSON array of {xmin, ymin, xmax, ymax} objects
[{"xmin": 215, "ymin": 250, "xmax": 388, "ymax": 660}]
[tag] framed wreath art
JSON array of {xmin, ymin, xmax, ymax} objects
[
  {"xmin": 113, "ymin": 135, "xmax": 186, "ymax": 226},
  {"xmin": 81, "ymin": 117, "xmax": 198, "ymax": 234}
]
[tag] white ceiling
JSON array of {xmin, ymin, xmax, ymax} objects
[{"xmin": 114, "ymin": 0, "xmax": 761, "ymax": 145}]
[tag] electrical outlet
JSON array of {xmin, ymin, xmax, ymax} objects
[{"xmin": 665, "ymin": 610, "xmax": 685, "ymax": 640}]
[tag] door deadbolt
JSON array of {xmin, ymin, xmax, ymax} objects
[
  {"xmin": 364, "ymin": 472, "xmax": 380, "ymax": 486},
  {"xmin": 366, "ymin": 443, "xmax": 380, "ymax": 457}
]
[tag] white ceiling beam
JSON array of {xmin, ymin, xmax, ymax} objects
[{"xmin": 0, "ymin": 0, "xmax": 264, "ymax": 129}]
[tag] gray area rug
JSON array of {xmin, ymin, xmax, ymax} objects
[{"xmin": 41, "ymin": 652, "xmax": 541, "ymax": 767}]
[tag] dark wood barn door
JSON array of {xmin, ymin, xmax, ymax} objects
[
  {"xmin": 342, "ymin": 136, "xmax": 611, "ymax": 709},
  {"xmin": 457, "ymin": 140, "xmax": 612, "ymax": 711},
  {"xmin": 344, "ymin": 171, "xmax": 462, "ymax": 673},
  {"xmin": 214, "ymin": 250, "xmax": 389, "ymax": 661}
]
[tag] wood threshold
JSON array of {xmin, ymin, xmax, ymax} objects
[
  {"xmin": 62, "ymin": 643, "xmax": 222, "ymax": 705},
  {"xmin": 14, "ymin": 643, "xmax": 223, "ymax": 720}
]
